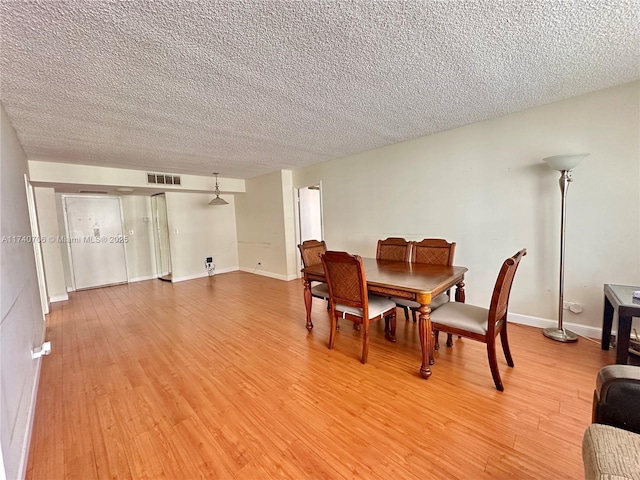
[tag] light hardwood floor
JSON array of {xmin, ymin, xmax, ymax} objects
[{"xmin": 27, "ymin": 271, "xmax": 612, "ymax": 479}]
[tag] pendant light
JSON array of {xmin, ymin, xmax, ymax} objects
[{"xmin": 208, "ymin": 173, "xmax": 229, "ymax": 205}]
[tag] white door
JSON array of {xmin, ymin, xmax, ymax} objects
[
  {"xmin": 296, "ymin": 184, "xmax": 324, "ymax": 271},
  {"xmin": 64, "ymin": 196, "xmax": 128, "ymax": 290},
  {"xmin": 298, "ymin": 185, "xmax": 323, "ymax": 242}
]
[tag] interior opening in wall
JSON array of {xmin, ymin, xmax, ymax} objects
[
  {"xmin": 296, "ymin": 183, "xmax": 323, "ymax": 270},
  {"xmin": 151, "ymin": 193, "xmax": 172, "ymax": 282}
]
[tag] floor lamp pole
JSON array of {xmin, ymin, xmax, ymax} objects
[{"xmin": 543, "ymin": 169, "xmax": 578, "ymax": 342}]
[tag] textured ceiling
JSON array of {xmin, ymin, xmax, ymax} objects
[{"xmin": 1, "ymin": 1, "xmax": 639, "ymax": 179}]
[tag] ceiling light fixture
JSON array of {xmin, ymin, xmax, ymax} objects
[{"xmin": 208, "ymin": 173, "xmax": 229, "ymax": 205}]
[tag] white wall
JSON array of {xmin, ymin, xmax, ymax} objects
[
  {"xmin": 292, "ymin": 82, "xmax": 640, "ymax": 331},
  {"xmin": 33, "ymin": 187, "xmax": 68, "ymax": 301},
  {"xmin": 1, "ymin": 104, "xmax": 46, "ymax": 480},
  {"xmin": 235, "ymin": 170, "xmax": 297, "ymax": 280},
  {"xmin": 165, "ymin": 192, "xmax": 239, "ymax": 282}
]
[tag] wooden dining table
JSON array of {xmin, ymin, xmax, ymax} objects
[{"xmin": 301, "ymin": 258, "xmax": 468, "ymax": 379}]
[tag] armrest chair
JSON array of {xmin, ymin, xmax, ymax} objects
[
  {"xmin": 582, "ymin": 365, "xmax": 640, "ymax": 479},
  {"xmin": 592, "ymin": 364, "xmax": 640, "ymax": 434}
]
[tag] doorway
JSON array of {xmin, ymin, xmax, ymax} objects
[
  {"xmin": 64, "ymin": 195, "xmax": 128, "ymax": 290},
  {"xmin": 296, "ymin": 183, "xmax": 323, "ymax": 269},
  {"xmin": 151, "ymin": 194, "xmax": 172, "ymax": 282}
]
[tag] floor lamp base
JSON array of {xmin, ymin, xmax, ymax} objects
[{"xmin": 543, "ymin": 327, "xmax": 578, "ymax": 343}]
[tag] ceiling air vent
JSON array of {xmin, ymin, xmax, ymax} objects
[
  {"xmin": 79, "ymin": 190, "xmax": 108, "ymax": 194},
  {"xmin": 147, "ymin": 173, "xmax": 181, "ymax": 185}
]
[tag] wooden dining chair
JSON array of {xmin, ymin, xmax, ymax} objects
[
  {"xmin": 376, "ymin": 237, "xmax": 412, "ymax": 318},
  {"xmin": 393, "ymin": 238, "xmax": 457, "ymax": 323},
  {"xmin": 298, "ymin": 240, "xmax": 330, "ymax": 304},
  {"xmin": 376, "ymin": 237, "xmax": 412, "ymax": 262},
  {"xmin": 320, "ymin": 251, "xmax": 397, "ymax": 364},
  {"xmin": 429, "ymin": 249, "xmax": 527, "ymax": 391}
]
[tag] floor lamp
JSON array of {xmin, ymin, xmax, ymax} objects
[{"xmin": 542, "ymin": 153, "xmax": 589, "ymax": 342}]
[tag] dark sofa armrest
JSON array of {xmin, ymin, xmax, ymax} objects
[{"xmin": 593, "ymin": 365, "xmax": 640, "ymax": 434}]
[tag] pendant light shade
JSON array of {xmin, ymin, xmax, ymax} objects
[{"xmin": 208, "ymin": 173, "xmax": 229, "ymax": 205}]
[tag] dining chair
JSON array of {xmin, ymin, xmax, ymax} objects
[
  {"xmin": 429, "ymin": 249, "xmax": 526, "ymax": 391},
  {"xmin": 376, "ymin": 237, "xmax": 412, "ymax": 318},
  {"xmin": 298, "ymin": 240, "xmax": 330, "ymax": 304},
  {"xmin": 393, "ymin": 238, "xmax": 457, "ymax": 323},
  {"xmin": 376, "ymin": 237, "xmax": 412, "ymax": 262},
  {"xmin": 320, "ymin": 251, "xmax": 397, "ymax": 364}
]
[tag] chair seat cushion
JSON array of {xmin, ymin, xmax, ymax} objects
[
  {"xmin": 582, "ymin": 423, "xmax": 640, "ymax": 480},
  {"xmin": 429, "ymin": 302, "xmax": 489, "ymax": 336},
  {"xmin": 393, "ymin": 293, "xmax": 449, "ymax": 311},
  {"xmin": 336, "ymin": 295, "xmax": 396, "ymax": 319},
  {"xmin": 311, "ymin": 283, "xmax": 329, "ymax": 299}
]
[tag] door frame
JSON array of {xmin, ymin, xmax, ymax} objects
[
  {"xmin": 293, "ymin": 181, "xmax": 324, "ymax": 277},
  {"xmin": 24, "ymin": 175, "xmax": 49, "ymax": 316},
  {"xmin": 62, "ymin": 194, "xmax": 130, "ymax": 291}
]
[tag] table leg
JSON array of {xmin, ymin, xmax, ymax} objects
[
  {"xmin": 455, "ymin": 281, "xmax": 466, "ymax": 303},
  {"xmin": 418, "ymin": 303, "xmax": 433, "ymax": 379},
  {"xmin": 601, "ymin": 296, "xmax": 614, "ymax": 350},
  {"xmin": 303, "ymin": 279, "xmax": 313, "ymax": 331},
  {"xmin": 616, "ymin": 315, "xmax": 632, "ymax": 365}
]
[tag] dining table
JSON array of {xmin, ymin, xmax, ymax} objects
[{"xmin": 301, "ymin": 257, "xmax": 468, "ymax": 379}]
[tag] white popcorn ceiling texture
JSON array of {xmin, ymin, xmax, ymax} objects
[{"xmin": 1, "ymin": 1, "xmax": 639, "ymax": 179}]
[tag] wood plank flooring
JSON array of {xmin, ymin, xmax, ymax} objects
[{"xmin": 26, "ymin": 271, "xmax": 612, "ymax": 479}]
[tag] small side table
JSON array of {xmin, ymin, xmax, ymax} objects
[{"xmin": 602, "ymin": 284, "xmax": 640, "ymax": 364}]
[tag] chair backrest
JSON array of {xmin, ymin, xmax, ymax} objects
[
  {"xmin": 376, "ymin": 237, "xmax": 411, "ymax": 262},
  {"xmin": 487, "ymin": 249, "xmax": 527, "ymax": 337},
  {"xmin": 298, "ymin": 239, "xmax": 327, "ymax": 268},
  {"xmin": 410, "ymin": 239, "xmax": 456, "ymax": 266},
  {"xmin": 320, "ymin": 251, "xmax": 368, "ymax": 311}
]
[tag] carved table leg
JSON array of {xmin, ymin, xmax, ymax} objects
[
  {"xmin": 303, "ymin": 279, "xmax": 313, "ymax": 331},
  {"xmin": 418, "ymin": 303, "xmax": 433, "ymax": 379}
]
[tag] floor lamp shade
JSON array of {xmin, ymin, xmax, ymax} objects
[{"xmin": 542, "ymin": 153, "xmax": 588, "ymax": 343}]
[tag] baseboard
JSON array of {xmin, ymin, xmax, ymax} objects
[
  {"xmin": 508, "ymin": 312, "xmax": 602, "ymax": 339},
  {"xmin": 49, "ymin": 293, "xmax": 69, "ymax": 303},
  {"xmin": 129, "ymin": 274, "xmax": 157, "ymax": 283},
  {"xmin": 171, "ymin": 266, "xmax": 239, "ymax": 283},
  {"xmin": 238, "ymin": 267, "xmax": 298, "ymax": 281}
]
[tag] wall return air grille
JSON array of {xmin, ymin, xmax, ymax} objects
[{"xmin": 147, "ymin": 172, "xmax": 181, "ymax": 186}]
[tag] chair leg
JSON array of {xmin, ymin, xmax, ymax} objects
[
  {"xmin": 329, "ymin": 314, "xmax": 337, "ymax": 350},
  {"xmin": 434, "ymin": 330, "xmax": 440, "ymax": 350},
  {"xmin": 361, "ymin": 322, "xmax": 370, "ymax": 364},
  {"xmin": 411, "ymin": 308, "xmax": 417, "ymax": 323},
  {"xmin": 487, "ymin": 339, "xmax": 504, "ymax": 391},
  {"xmin": 385, "ymin": 311, "xmax": 397, "ymax": 343},
  {"xmin": 402, "ymin": 306, "xmax": 409, "ymax": 321},
  {"xmin": 500, "ymin": 328, "xmax": 514, "ymax": 367},
  {"xmin": 446, "ymin": 333, "xmax": 453, "ymax": 347}
]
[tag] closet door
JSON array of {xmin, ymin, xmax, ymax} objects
[{"xmin": 64, "ymin": 196, "xmax": 128, "ymax": 290}]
